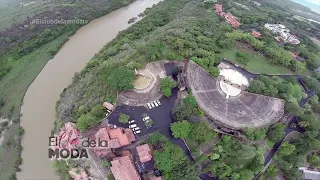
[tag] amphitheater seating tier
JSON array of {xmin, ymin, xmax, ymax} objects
[{"xmin": 186, "ymin": 60, "xmax": 285, "ymax": 129}]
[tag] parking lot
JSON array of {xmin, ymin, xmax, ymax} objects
[{"xmin": 107, "ymin": 88, "xmax": 179, "ymax": 138}]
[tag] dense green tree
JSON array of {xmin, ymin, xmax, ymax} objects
[
  {"xmin": 309, "ymin": 95, "xmax": 319, "ymax": 105},
  {"xmin": 168, "ymin": 163, "xmax": 200, "ymax": 180},
  {"xmin": 189, "ymin": 122, "xmax": 216, "ymax": 144},
  {"xmin": 308, "ymin": 154, "xmax": 320, "ymax": 168},
  {"xmin": 267, "ymin": 123, "xmax": 285, "ymax": 142},
  {"xmin": 243, "ymin": 127, "xmax": 267, "ymax": 141},
  {"xmin": 285, "ymin": 101, "xmax": 303, "ymax": 116},
  {"xmin": 231, "ymin": 173, "xmax": 241, "ymax": 180},
  {"xmin": 173, "ymin": 95, "xmax": 201, "ymax": 121},
  {"xmin": 76, "ymin": 113, "xmax": 99, "ymax": 131},
  {"xmin": 238, "ymin": 169, "xmax": 254, "ymax": 180},
  {"xmin": 278, "ymin": 141, "xmax": 296, "ymax": 156},
  {"xmin": 210, "ymin": 153, "xmax": 220, "ymax": 160},
  {"xmin": 265, "ymin": 164, "xmax": 278, "ymax": 178},
  {"xmin": 248, "ymin": 80, "xmax": 265, "ymax": 93},
  {"xmin": 236, "ymin": 51, "xmax": 249, "ymax": 65},
  {"xmin": 160, "ymin": 77, "xmax": 177, "ymax": 97},
  {"xmin": 209, "ymin": 67, "xmax": 220, "ymax": 78},
  {"xmin": 118, "ymin": 113, "xmax": 130, "ymax": 124},
  {"xmin": 154, "ymin": 142, "xmax": 187, "ymax": 173},
  {"xmin": 0, "ymin": 98, "xmax": 4, "ymax": 108},
  {"xmin": 108, "ymin": 67, "xmax": 135, "ymax": 90},
  {"xmin": 263, "ymin": 85, "xmax": 278, "ymax": 97},
  {"xmin": 90, "ymin": 105, "xmax": 105, "ymax": 119},
  {"xmin": 145, "ymin": 40, "xmax": 164, "ymax": 61},
  {"xmin": 170, "ymin": 120, "xmax": 192, "ymax": 139},
  {"xmin": 248, "ymin": 154, "xmax": 264, "ymax": 173}
]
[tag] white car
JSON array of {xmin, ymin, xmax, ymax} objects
[
  {"xmin": 156, "ymin": 100, "xmax": 161, "ymax": 105},
  {"xmin": 129, "ymin": 124, "xmax": 137, "ymax": 128},
  {"xmin": 147, "ymin": 103, "xmax": 152, "ymax": 109},
  {"xmin": 133, "ymin": 127, "xmax": 140, "ymax": 131},
  {"xmin": 128, "ymin": 120, "xmax": 135, "ymax": 124},
  {"xmin": 134, "ymin": 130, "xmax": 141, "ymax": 134},
  {"xmin": 154, "ymin": 101, "xmax": 159, "ymax": 107},
  {"xmin": 150, "ymin": 102, "xmax": 155, "ymax": 108},
  {"xmin": 143, "ymin": 116, "xmax": 150, "ymax": 121}
]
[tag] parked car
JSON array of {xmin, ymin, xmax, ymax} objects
[
  {"xmin": 147, "ymin": 103, "xmax": 152, "ymax": 109},
  {"xmin": 129, "ymin": 124, "xmax": 137, "ymax": 128},
  {"xmin": 143, "ymin": 116, "xmax": 150, "ymax": 121},
  {"xmin": 128, "ymin": 120, "xmax": 135, "ymax": 124},
  {"xmin": 133, "ymin": 127, "xmax": 140, "ymax": 131},
  {"xmin": 150, "ymin": 102, "xmax": 155, "ymax": 108},
  {"xmin": 154, "ymin": 101, "xmax": 159, "ymax": 107},
  {"xmin": 134, "ymin": 130, "xmax": 141, "ymax": 134},
  {"xmin": 156, "ymin": 100, "xmax": 161, "ymax": 105}
]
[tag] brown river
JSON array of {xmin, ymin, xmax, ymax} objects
[{"xmin": 17, "ymin": 0, "xmax": 161, "ymax": 179}]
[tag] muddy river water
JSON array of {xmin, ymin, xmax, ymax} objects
[{"xmin": 17, "ymin": 1, "xmax": 161, "ymax": 179}]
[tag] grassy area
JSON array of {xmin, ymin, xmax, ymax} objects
[
  {"xmin": 0, "ymin": 0, "xmax": 51, "ymax": 30},
  {"xmin": 225, "ymin": 157, "xmax": 254, "ymax": 170},
  {"xmin": 266, "ymin": 138, "xmax": 275, "ymax": 148},
  {"xmin": 0, "ymin": 31, "xmax": 72, "ymax": 117},
  {"xmin": 284, "ymin": 131, "xmax": 301, "ymax": 142},
  {"xmin": 0, "ymin": 31, "xmax": 73, "ymax": 179},
  {"xmin": 221, "ymin": 48, "xmax": 295, "ymax": 75}
]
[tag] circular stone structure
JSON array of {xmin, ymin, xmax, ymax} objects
[
  {"xmin": 133, "ymin": 74, "xmax": 152, "ymax": 90},
  {"xmin": 185, "ymin": 60, "xmax": 285, "ymax": 129},
  {"xmin": 219, "ymin": 69, "xmax": 249, "ymax": 97}
]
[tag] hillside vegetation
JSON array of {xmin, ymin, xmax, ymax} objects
[
  {"xmin": 52, "ymin": 0, "xmax": 320, "ymax": 179},
  {"xmin": 0, "ymin": 0, "xmax": 132, "ymax": 179}
]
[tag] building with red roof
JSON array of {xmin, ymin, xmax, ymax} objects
[
  {"xmin": 289, "ymin": 52, "xmax": 298, "ymax": 59},
  {"xmin": 214, "ymin": 4, "xmax": 240, "ymax": 28},
  {"xmin": 93, "ymin": 126, "xmax": 135, "ymax": 157},
  {"xmin": 53, "ymin": 122, "xmax": 80, "ymax": 151},
  {"xmin": 110, "ymin": 152, "xmax": 141, "ymax": 180},
  {"xmin": 223, "ymin": 13, "xmax": 241, "ymax": 28},
  {"xmin": 252, "ymin": 31, "xmax": 262, "ymax": 38},
  {"xmin": 136, "ymin": 144, "xmax": 153, "ymax": 163},
  {"xmin": 214, "ymin": 4, "xmax": 223, "ymax": 15}
]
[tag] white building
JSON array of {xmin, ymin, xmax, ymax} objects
[
  {"xmin": 264, "ymin": 23, "xmax": 300, "ymax": 45},
  {"xmin": 299, "ymin": 167, "xmax": 320, "ymax": 180}
]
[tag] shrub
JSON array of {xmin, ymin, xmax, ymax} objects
[
  {"xmin": 170, "ymin": 120, "xmax": 191, "ymax": 138},
  {"xmin": 160, "ymin": 77, "xmax": 177, "ymax": 97},
  {"xmin": 118, "ymin": 113, "xmax": 130, "ymax": 124},
  {"xmin": 76, "ymin": 113, "xmax": 99, "ymax": 131}
]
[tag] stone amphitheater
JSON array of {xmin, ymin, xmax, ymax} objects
[
  {"xmin": 186, "ymin": 60, "xmax": 285, "ymax": 129},
  {"xmin": 118, "ymin": 61, "xmax": 167, "ymax": 106}
]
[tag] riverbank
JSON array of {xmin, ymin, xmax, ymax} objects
[{"xmin": 15, "ymin": 1, "xmax": 162, "ymax": 179}]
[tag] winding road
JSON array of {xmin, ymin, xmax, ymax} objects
[{"xmin": 222, "ymin": 60, "xmax": 317, "ymax": 180}]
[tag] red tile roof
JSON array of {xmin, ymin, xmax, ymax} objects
[
  {"xmin": 136, "ymin": 144, "xmax": 153, "ymax": 163},
  {"xmin": 214, "ymin": 4, "xmax": 240, "ymax": 28},
  {"xmin": 290, "ymin": 52, "xmax": 298, "ymax": 59},
  {"xmin": 103, "ymin": 102, "xmax": 114, "ymax": 110},
  {"xmin": 252, "ymin": 31, "xmax": 262, "ymax": 38},
  {"xmin": 111, "ymin": 154, "xmax": 141, "ymax": 180},
  {"xmin": 108, "ymin": 128, "xmax": 135, "ymax": 146},
  {"xmin": 93, "ymin": 126, "xmax": 135, "ymax": 157},
  {"xmin": 214, "ymin": 4, "xmax": 223, "ymax": 15}
]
